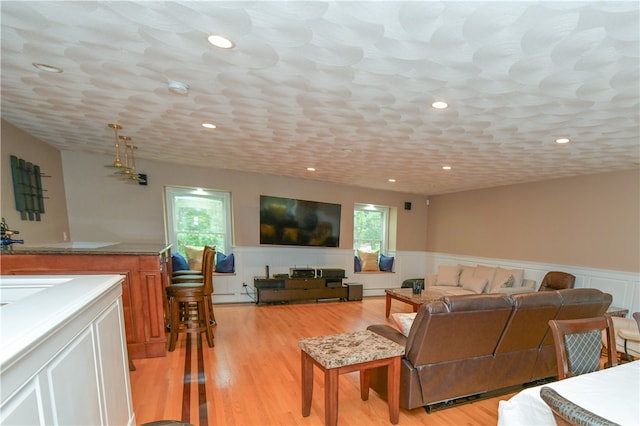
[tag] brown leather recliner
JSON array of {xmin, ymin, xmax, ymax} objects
[
  {"xmin": 367, "ymin": 288, "xmax": 612, "ymax": 410},
  {"xmin": 538, "ymin": 271, "xmax": 576, "ymax": 291},
  {"xmin": 531, "ymin": 288, "xmax": 612, "ymax": 380},
  {"xmin": 488, "ymin": 291, "xmax": 563, "ymax": 390},
  {"xmin": 367, "ymin": 293, "xmax": 514, "ymax": 410}
]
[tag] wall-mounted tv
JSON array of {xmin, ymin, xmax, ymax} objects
[{"xmin": 260, "ymin": 195, "xmax": 341, "ymax": 247}]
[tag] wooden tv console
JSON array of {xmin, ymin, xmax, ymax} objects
[{"xmin": 254, "ymin": 276, "xmax": 350, "ymax": 304}]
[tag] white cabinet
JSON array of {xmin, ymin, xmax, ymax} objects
[{"xmin": 0, "ymin": 275, "xmax": 134, "ymax": 425}]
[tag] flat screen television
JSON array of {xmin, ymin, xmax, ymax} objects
[{"xmin": 260, "ymin": 195, "xmax": 341, "ymax": 247}]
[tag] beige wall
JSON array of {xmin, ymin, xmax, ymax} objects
[
  {"xmin": 0, "ymin": 121, "xmax": 69, "ymax": 243},
  {"xmin": 58, "ymin": 149, "xmax": 428, "ymax": 250},
  {"xmin": 3, "ymin": 119, "xmax": 638, "ymax": 275},
  {"xmin": 426, "ymin": 170, "xmax": 640, "ymax": 272}
]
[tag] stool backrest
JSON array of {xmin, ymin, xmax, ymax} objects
[{"xmin": 202, "ymin": 248, "xmax": 216, "ymax": 295}]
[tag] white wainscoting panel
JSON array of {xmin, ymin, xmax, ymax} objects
[{"xmin": 48, "ymin": 328, "xmax": 102, "ymax": 424}]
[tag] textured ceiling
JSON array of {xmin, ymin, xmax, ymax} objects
[{"xmin": 1, "ymin": 1, "xmax": 639, "ymax": 195}]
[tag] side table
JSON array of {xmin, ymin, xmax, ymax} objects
[{"xmin": 298, "ymin": 330, "xmax": 405, "ymax": 426}]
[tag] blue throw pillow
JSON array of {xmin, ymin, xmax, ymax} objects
[
  {"xmin": 354, "ymin": 255, "xmax": 361, "ymax": 272},
  {"xmin": 215, "ymin": 252, "xmax": 235, "ymax": 273},
  {"xmin": 172, "ymin": 253, "xmax": 189, "ymax": 272},
  {"xmin": 379, "ymin": 254, "xmax": 394, "ymax": 272}
]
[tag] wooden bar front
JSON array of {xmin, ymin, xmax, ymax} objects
[{"xmin": 0, "ymin": 243, "xmax": 171, "ymax": 359}]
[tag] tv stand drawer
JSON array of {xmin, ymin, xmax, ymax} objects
[
  {"xmin": 285, "ymin": 278, "xmax": 325, "ymax": 289},
  {"xmin": 257, "ymin": 286, "xmax": 348, "ymax": 304}
]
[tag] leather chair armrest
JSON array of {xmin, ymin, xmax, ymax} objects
[{"xmin": 367, "ymin": 324, "xmax": 407, "ymax": 346}]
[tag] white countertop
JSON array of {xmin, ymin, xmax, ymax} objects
[{"xmin": 0, "ymin": 274, "xmax": 124, "ymax": 370}]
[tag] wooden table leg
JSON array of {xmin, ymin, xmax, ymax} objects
[
  {"xmin": 325, "ymin": 368, "xmax": 339, "ymax": 426},
  {"xmin": 360, "ymin": 368, "xmax": 370, "ymax": 401},
  {"xmin": 385, "ymin": 292, "xmax": 392, "ymax": 317},
  {"xmin": 301, "ymin": 351, "xmax": 313, "ymax": 417},
  {"xmin": 387, "ymin": 356, "xmax": 401, "ymax": 424}
]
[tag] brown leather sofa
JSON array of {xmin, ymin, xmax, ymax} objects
[{"xmin": 366, "ymin": 288, "xmax": 612, "ymax": 410}]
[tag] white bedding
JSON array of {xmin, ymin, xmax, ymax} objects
[{"xmin": 498, "ymin": 360, "xmax": 640, "ymax": 425}]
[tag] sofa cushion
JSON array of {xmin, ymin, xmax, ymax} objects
[
  {"xmin": 172, "ymin": 253, "xmax": 190, "ymax": 272},
  {"xmin": 436, "ymin": 264, "xmax": 460, "ymax": 286},
  {"xmin": 458, "ymin": 265, "xmax": 476, "ymax": 286},
  {"xmin": 473, "ymin": 265, "xmax": 497, "ymax": 289},
  {"xmin": 490, "ymin": 267, "xmax": 524, "ymax": 292},
  {"xmin": 391, "ymin": 312, "xmax": 417, "ymax": 337},
  {"xmin": 501, "ymin": 275, "xmax": 515, "ymax": 288},
  {"xmin": 461, "ymin": 276, "xmax": 489, "ymax": 294},
  {"xmin": 358, "ymin": 249, "xmax": 380, "ymax": 271},
  {"xmin": 379, "ymin": 254, "xmax": 394, "ymax": 272},
  {"xmin": 428, "ymin": 286, "xmax": 475, "ymax": 297},
  {"xmin": 354, "ymin": 255, "xmax": 361, "ymax": 272},
  {"xmin": 184, "ymin": 245, "xmax": 205, "ymax": 270},
  {"xmin": 215, "ymin": 252, "xmax": 235, "ymax": 273}
]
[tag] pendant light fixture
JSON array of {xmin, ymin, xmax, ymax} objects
[
  {"xmin": 125, "ymin": 144, "xmax": 144, "ymax": 183},
  {"xmin": 114, "ymin": 136, "xmax": 133, "ymax": 176},
  {"xmin": 105, "ymin": 123, "xmax": 124, "ymax": 168},
  {"xmin": 104, "ymin": 123, "xmax": 147, "ymax": 185}
]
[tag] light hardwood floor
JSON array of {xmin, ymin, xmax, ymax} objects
[{"xmin": 130, "ymin": 296, "xmax": 517, "ymax": 425}]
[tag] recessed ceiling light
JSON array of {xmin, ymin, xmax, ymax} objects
[
  {"xmin": 32, "ymin": 62, "xmax": 63, "ymax": 73},
  {"xmin": 202, "ymin": 123, "xmax": 217, "ymax": 129},
  {"xmin": 167, "ymin": 80, "xmax": 189, "ymax": 95},
  {"xmin": 555, "ymin": 137, "xmax": 571, "ymax": 144},
  {"xmin": 388, "ymin": 178, "xmax": 396, "ymax": 183},
  {"xmin": 431, "ymin": 101, "xmax": 448, "ymax": 109},
  {"xmin": 207, "ymin": 34, "xmax": 234, "ymax": 49},
  {"xmin": 307, "ymin": 167, "xmax": 316, "ymax": 172},
  {"xmin": 442, "ymin": 165, "xmax": 452, "ymax": 170}
]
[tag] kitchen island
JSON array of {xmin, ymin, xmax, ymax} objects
[
  {"xmin": 0, "ymin": 243, "xmax": 172, "ymax": 359},
  {"xmin": 0, "ymin": 274, "xmax": 134, "ymax": 425}
]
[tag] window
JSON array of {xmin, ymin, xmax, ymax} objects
[
  {"xmin": 164, "ymin": 186, "xmax": 233, "ymax": 256},
  {"xmin": 353, "ymin": 203, "xmax": 389, "ymax": 253}
]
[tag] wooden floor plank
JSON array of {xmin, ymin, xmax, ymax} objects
[{"xmin": 130, "ymin": 297, "xmax": 516, "ymax": 425}]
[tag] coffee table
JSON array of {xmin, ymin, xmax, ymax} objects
[
  {"xmin": 385, "ymin": 288, "xmax": 442, "ymax": 317},
  {"xmin": 298, "ymin": 330, "xmax": 405, "ymax": 425}
]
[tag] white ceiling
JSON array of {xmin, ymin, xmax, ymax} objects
[{"xmin": 1, "ymin": 1, "xmax": 639, "ymax": 195}]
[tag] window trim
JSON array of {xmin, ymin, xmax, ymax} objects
[
  {"xmin": 353, "ymin": 203, "xmax": 389, "ymax": 254},
  {"xmin": 164, "ymin": 185, "xmax": 233, "ymax": 255}
]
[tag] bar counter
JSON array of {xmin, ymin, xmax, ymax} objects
[{"xmin": 0, "ymin": 243, "xmax": 172, "ymax": 359}]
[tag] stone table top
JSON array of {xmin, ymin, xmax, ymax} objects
[
  {"xmin": 385, "ymin": 287, "xmax": 445, "ymax": 304},
  {"xmin": 298, "ymin": 330, "xmax": 405, "ymax": 369}
]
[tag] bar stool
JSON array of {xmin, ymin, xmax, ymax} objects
[{"xmin": 166, "ymin": 248, "xmax": 215, "ymax": 351}]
